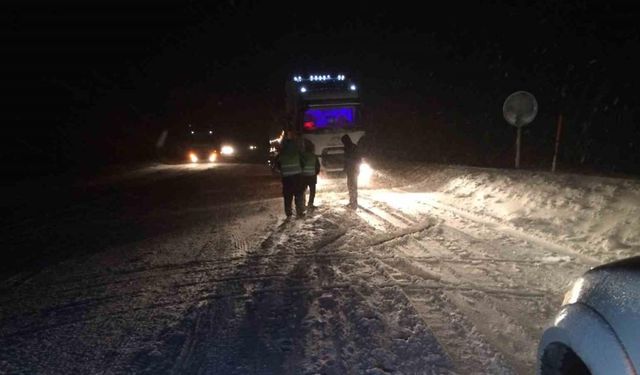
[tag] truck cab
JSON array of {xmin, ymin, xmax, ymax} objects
[
  {"xmin": 286, "ymin": 74, "xmax": 365, "ymax": 172},
  {"xmin": 181, "ymin": 125, "xmax": 219, "ymax": 163}
]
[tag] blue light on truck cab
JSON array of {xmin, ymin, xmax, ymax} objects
[{"xmin": 303, "ymin": 107, "xmax": 355, "ymax": 129}]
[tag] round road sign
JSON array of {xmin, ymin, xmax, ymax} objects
[{"xmin": 503, "ymin": 91, "xmax": 538, "ymax": 127}]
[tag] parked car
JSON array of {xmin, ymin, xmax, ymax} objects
[{"xmin": 537, "ymin": 256, "xmax": 640, "ymax": 375}]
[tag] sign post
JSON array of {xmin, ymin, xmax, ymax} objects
[
  {"xmin": 503, "ymin": 91, "xmax": 538, "ymax": 169},
  {"xmin": 516, "ymin": 126, "xmax": 522, "ymax": 168},
  {"xmin": 551, "ymin": 113, "xmax": 563, "ymax": 172}
]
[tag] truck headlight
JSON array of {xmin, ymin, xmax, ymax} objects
[
  {"xmin": 358, "ymin": 162, "xmax": 373, "ymax": 186},
  {"xmin": 189, "ymin": 152, "xmax": 198, "ymax": 163},
  {"xmin": 209, "ymin": 152, "xmax": 217, "ymax": 162}
]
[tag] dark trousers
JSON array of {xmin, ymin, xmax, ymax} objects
[
  {"xmin": 282, "ymin": 174, "xmax": 304, "ymax": 216},
  {"xmin": 302, "ymin": 175, "xmax": 317, "ymax": 206},
  {"xmin": 346, "ymin": 167, "xmax": 358, "ymax": 208}
]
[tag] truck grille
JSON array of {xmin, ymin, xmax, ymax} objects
[{"xmin": 321, "ymin": 152, "xmax": 344, "ymax": 171}]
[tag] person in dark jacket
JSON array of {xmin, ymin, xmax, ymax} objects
[
  {"xmin": 301, "ymin": 139, "xmax": 321, "ymax": 210},
  {"xmin": 341, "ymin": 134, "xmax": 361, "ymax": 209},
  {"xmin": 276, "ymin": 139, "xmax": 305, "ymax": 217}
]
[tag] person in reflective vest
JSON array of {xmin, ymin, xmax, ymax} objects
[
  {"xmin": 301, "ymin": 139, "xmax": 321, "ymax": 210},
  {"xmin": 276, "ymin": 139, "xmax": 305, "ymax": 217}
]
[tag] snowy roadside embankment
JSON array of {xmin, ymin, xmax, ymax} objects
[{"xmin": 373, "ymin": 162, "xmax": 640, "ymax": 263}]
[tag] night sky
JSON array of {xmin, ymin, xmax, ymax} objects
[{"xmin": 4, "ymin": 1, "xmax": 640, "ymax": 175}]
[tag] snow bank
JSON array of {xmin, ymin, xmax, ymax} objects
[{"xmin": 377, "ymin": 163, "xmax": 640, "ymax": 263}]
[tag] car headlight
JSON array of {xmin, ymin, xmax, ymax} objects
[{"xmin": 221, "ymin": 145, "xmax": 235, "ymax": 155}]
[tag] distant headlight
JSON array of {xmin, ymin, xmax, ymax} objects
[
  {"xmin": 221, "ymin": 145, "xmax": 235, "ymax": 155},
  {"xmin": 189, "ymin": 152, "xmax": 198, "ymax": 163},
  {"xmin": 208, "ymin": 152, "xmax": 217, "ymax": 162}
]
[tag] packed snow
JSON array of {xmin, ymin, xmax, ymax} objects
[
  {"xmin": 374, "ymin": 163, "xmax": 640, "ymax": 263},
  {"xmin": 1, "ymin": 161, "xmax": 638, "ymax": 374}
]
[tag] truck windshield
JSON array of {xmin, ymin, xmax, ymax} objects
[{"xmin": 303, "ymin": 107, "xmax": 356, "ymax": 131}]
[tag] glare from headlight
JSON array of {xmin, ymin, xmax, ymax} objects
[
  {"xmin": 189, "ymin": 153, "xmax": 198, "ymax": 163},
  {"xmin": 358, "ymin": 162, "xmax": 373, "ymax": 186},
  {"xmin": 208, "ymin": 152, "xmax": 217, "ymax": 162},
  {"xmin": 221, "ymin": 145, "xmax": 235, "ymax": 155},
  {"xmin": 562, "ymin": 277, "xmax": 585, "ymax": 306}
]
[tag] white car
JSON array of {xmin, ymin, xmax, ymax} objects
[{"xmin": 538, "ymin": 257, "xmax": 640, "ymax": 374}]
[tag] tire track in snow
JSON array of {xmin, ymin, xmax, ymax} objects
[
  {"xmin": 339, "ymin": 229, "xmax": 514, "ymax": 373},
  {"xmin": 142, "ymin": 220, "xmax": 297, "ymax": 374},
  {"xmin": 361, "ymin": 191, "xmax": 587, "ymax": 291},
  {"xmin": 389, "ymin": 187, "xmax": 601, "ymax": 266},
  {"xmin": 354, "ymin": 190, "xmax": 589, "ymax": 374},
  {"xmin": 0, "ymin": 205, "xmax": 283, "ymax": 374},
  {"xmin": 338, "ymin": 224, "xmax": 509, "ymax": 373},
  {"xmin": 358, "ymin": 197, "xmax": 412, "ymax": 229},
  {"xmin": 155, "ymin": 210, "xmax": 455, "ymax": 374},
  {"xmin": 407, "ymin": 292, "xmax": 515, "ymax": 375},
  {"xmin": 125, "ymin": 215, "xmax": 368, "ymax": 374},
  {"xmin": 444, "ymin": 291, "xmax": 536, "ymax": 374}
]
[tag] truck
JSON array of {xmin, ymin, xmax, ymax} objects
[
  {"xmin": 166, "ymin": 124, "xmax": 219, "ymax": 163},
  {"xmin": 285, "ymin": 74, "xmax": 365, "ymax": 172}
]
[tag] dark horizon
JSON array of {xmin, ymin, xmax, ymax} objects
[{"xmin": 4, "ymin": 1, "xmax": 640, "ymax": 176}]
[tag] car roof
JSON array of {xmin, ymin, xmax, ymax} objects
[{"xmin": 589, "ymin": 256, "xmax": 640, "ymax": 273}]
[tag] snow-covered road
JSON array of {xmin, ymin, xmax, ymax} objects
[{"xmin": 1, "ymin": 162, "xmax": 637, "ymax": 374}]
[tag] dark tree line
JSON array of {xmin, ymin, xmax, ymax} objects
[
  {"xmin": 361, "ymin": 2, "xmax": 640, "ymax": 175},
  {"xmin": 4, "ymin": 1, "xmax": 639, "ymax": 177}
]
